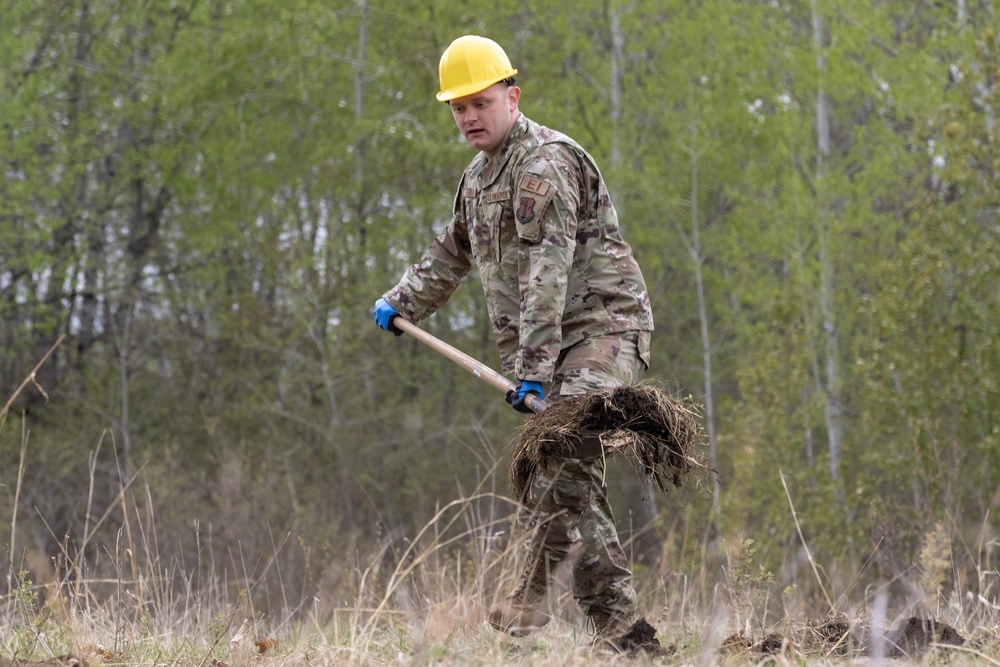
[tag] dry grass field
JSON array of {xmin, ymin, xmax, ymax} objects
[
  {"xmin": 2, "ymin": 482, "xmax": 997, "ymax": 667},
  {"xmin": 4, "ymin": 364, "xmax": 998, "ymax": 666}
]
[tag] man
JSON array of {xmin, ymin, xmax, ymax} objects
[{"xmin": 372, "ymin": 35, "xmax": 656, "ymax": 651}]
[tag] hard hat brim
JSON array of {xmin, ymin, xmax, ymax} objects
[{"xmin": 436, "ymin": 69, "xmax": 518, "ymax": 102}]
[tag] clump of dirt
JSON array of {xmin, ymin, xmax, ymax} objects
[
  {"xmin": 884, "ymin": 616, "xmax": 964, "ymax": 657},
  {"xmin": 509, "ymin": 383, "xmax": 705, "ymax": 498},
  {"xmin": 758, "ymin": 633, "xmax": 785, "ymax": 653},
  {"xmin": 616, "ymin": 617, "xmax": 674, "ymax": 658}
]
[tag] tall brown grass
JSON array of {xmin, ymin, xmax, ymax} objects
[{"xmin": 4, "ymin": 352, "xmax": 1000, "ymax": 664}]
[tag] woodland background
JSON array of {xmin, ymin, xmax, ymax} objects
[{"xmin": 2, "ymin": 0, "xmax": 998, "ymax": 620}]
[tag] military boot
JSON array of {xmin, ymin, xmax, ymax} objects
[{"xmin": 487, "ymin": 554, "xmax": 552, "ymax": 637}]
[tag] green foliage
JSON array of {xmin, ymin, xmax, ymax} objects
[
  {"xmin": 12, "ymin": 570, "xmax": 38, "ymax": 620},
  {"xmin": 725, "ymin": 538, "xmax": 776, "ymax": 622},
  {"xmin": 6, "ymin": 570, "xmax": 73, "ymax": 659}
]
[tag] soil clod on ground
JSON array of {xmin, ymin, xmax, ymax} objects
[
  {"xmin": 884, "ymin": 616, "xmax": 964, "ymax": 657},
  {"xmin": 758, "ymin": 633, "xmax": 785, "ymax": 654},
  {"xmin": 616, "ymin": 617, "xmax": 674, "ymax": 658}
]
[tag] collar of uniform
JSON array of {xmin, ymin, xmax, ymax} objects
[{"xmin": 477, "ymin": 113, "xmax": 528, "ymax": 188}]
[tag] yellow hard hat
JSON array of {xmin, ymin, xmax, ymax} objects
[{"xmin": 436, "ymin": 35, "xmax": 517, "ymax": 102}]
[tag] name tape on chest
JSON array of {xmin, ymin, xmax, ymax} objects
[{"xmin": 484, "ymin": 190, "xmax": 511, "ymax": 203}]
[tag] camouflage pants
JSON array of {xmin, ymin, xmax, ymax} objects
[
  {"xmin": 518, "ymin": 330, "xmax": 649, "ymax": 624},
  {"xmin": 547, "ymin": 330, "xmax": 650, "ymax": 401}
]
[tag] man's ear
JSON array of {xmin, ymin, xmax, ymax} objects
[{"xmin": 508, "ymin": 85, "xmax": 521, "ymax": 110}]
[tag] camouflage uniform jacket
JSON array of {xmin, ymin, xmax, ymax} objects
[{"xmin": 383, "ymin": 114, "xmax": 653, "ymax": 382}]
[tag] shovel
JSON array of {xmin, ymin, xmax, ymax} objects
[
  {"xmin": 390, "ymin": 317, "xmax": 701, "ymax": 487},
  {"xmin": 390, "ymin": 317, "xmax": 549, "ymax": 413}
]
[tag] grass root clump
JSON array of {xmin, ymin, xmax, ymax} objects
[{"xmin": 509, "ymin": 383, "xmax": 705, "ymax": 498}]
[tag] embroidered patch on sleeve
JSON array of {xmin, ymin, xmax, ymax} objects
[
  {"xmin": 520, "ymin": 176, "xmax": 551, "ymax": 197},
  {"xmin": 516, "ymin": 197, "xmax": 536, "ymax": 223},
  {"xmin": 514, "ymin": 174, "xmax": 556, "ymax": 243}
]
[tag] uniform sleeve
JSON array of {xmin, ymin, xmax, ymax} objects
[
  {"xmin": 513, "ymin": 151, "xmax": 582, "ymax": 382},
  {"xmin": 383, "ymin": 182, "xmax": 474, "ymax": 323}
]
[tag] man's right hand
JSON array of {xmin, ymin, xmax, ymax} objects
[
  {"xmin": 506, "ymin": 380, "xmax": 544, "ymax": 414},
  {"xmin": 373, "ymin": 298, "xmax": 403, "ymax": 336}
]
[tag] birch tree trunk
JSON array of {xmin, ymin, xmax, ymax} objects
[
  {"xmin": 609, "ymin": 3, "xmax": 660, "ymax": 529},
  {"xmin": 683, "ymin": 120, "xmax": 721, "ymax": 513},
  {"xmin": 609, "ymin": 5, "xmax": 624, "ymax": 171},
  {"xmin": 810, "ymin": 0, "xmax": 843, "ymax": 482},
  {"xmin": 354, "ymin": 0, "xmax": 369, "ymax": 252}
]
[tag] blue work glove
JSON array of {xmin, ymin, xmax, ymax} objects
[
  {"xmin": 505, "ymin": 380, "xmax": 544, "ymax": 414},
  {"xmin": 373, "ymin": 298, "xmax": 403, "ymax": 336}
]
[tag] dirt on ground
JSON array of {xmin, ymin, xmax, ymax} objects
[
  {"xmin": 721, "ymin": 615, "xmax": 965, "ymax": 659},
  {"xmin": 0, "ymin": 616, "xmax": 966, "ymax": 665},
  {"xmin": 617, "ymin": 617, "xmax": 675, "ymax": 658}
]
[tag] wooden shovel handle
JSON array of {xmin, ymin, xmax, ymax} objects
[{"xmin": 391, "ymin": 316, "xmax": 548, "ymax": 413}]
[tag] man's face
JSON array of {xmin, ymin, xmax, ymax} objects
[{"xmin": 448, "ymin": 83, "xmax": 520, "ymax": 158}]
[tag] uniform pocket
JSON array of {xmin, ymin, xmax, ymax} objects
[
  {"xmin": 484, "ymin": 202, "xmax": 505, "ymax": 263},
  {"xmin": 469, "ymin": 198, "xmax": 491, "ymax": 262},
  {"xmin": 549, "ymin": 460, "xmax": 602, "ymax": 508},
  {"xmin": 551, "ymin": 476, "xmax": 590, "ymax": 509}
]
